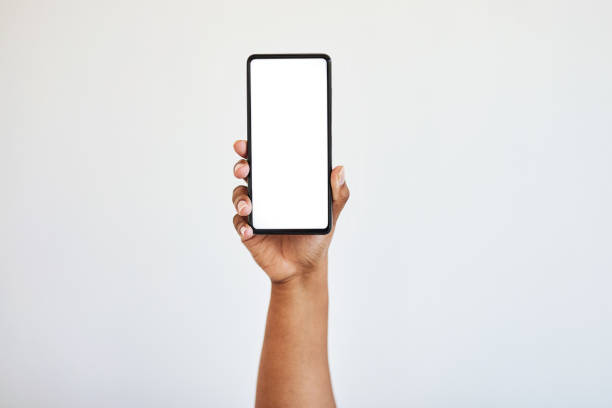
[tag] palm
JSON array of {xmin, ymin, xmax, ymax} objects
[{"xmin": 245, "ymin": 234, "xmax": 330, "ymax": 282}]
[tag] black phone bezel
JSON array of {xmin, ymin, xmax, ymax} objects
[{"xmin": 246, "ymin": 53, "xmax": 332, "ymax": 235}]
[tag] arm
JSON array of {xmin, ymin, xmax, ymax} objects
[
  {"xmin": 257, "ymin": 267, "xmax": 333, "ymax": 407},
  {"xmin": 231, "ymin": 140, "xmax": 349, "ymax": 407}
]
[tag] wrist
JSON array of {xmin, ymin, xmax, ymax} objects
[{"xmin": 271, "ymin": 262, "xmax": 328, "ymax": 296}]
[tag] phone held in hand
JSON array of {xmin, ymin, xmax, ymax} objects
[{"xmin": 246, "ymin": 54, "xmax": 332, "ymax": 234}]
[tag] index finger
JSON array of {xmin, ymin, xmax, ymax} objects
[{"xmin": 233, "ymin": 140, "xmax": 247, "ymax": 158}]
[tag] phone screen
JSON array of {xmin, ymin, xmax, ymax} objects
[{"xmin": 247, "ymin": 55, "xmax": 331, "ymax": 233}]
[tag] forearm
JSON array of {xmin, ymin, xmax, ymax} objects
[{"xmin": 255, "ymin": 263, "xmax": 335, "ymax": 408}]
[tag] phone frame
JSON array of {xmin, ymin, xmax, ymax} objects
[{"xmin": 246, "ymin": 53, "xmax": 332, "ymax": 235}]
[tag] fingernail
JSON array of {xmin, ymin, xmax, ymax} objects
[
  {"xmin": 338, "ymin": 167, "xmax": 345, "ymax": 186},
  {"xmin": 237, "ymin": 200, "xmax": 248, "ymax": 215},
  {"xmin": 240, "ymin": 226, "xmax": 252, "ymax": 239}
]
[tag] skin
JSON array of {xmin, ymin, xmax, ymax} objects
[{"xmin": 232, "ymin": 140, "xmax": 350, "ymax": 408}]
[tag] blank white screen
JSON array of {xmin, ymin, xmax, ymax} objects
[{"xmin": 249, "ymin": 57, "xmax": 329, "ymax": 230}]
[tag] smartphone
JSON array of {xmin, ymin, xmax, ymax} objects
[{"xmin": 247, "ymin": 54, "xmax": 332, "ymax": 234}]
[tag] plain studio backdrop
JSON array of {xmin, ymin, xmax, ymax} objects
[{"xmin": 1, "ymin": 1, "xmax": 611, "ymax": 407}]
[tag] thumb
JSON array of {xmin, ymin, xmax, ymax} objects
[{"xmin": 331, "ymin": 166, "xmax": 350, "ymax": 226}]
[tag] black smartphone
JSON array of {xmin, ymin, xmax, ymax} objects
[{"xmin": 246, "ymin": 54, "xmax": 332, "ymax": 234}]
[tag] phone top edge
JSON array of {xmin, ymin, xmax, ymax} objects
[{"xmin": 247, "ymin": 53, "xmax": 331, "ymax": 64}]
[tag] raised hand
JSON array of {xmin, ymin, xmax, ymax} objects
[{"xmin": 231, "ymin": 139, "xmax": 349, "ymax": 283}]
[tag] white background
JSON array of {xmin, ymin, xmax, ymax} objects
[
  {"xmin": 1, "ymin": 1, "xmax": 611, "ymax": 407},
  {"xmin": 250, "ymin": 58, "xmax": 328, "ymax": 230}
]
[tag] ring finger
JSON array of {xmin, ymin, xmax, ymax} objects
[{"xmin": 232, "ymin": 185, "xmax": 252, "ymax": 216}]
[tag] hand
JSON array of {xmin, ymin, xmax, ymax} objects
[{"xmin": 232, "ymin": 140, "xmax": 350, "ymax": 283}]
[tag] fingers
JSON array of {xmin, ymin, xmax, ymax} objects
[
  {"xmin": 233, "ymin": 214, "xmax": 253, "ymax": 241},
  {"xmin": 234, "ymin": 159, "xmax": 250, "ymax": 179},
  {"xmin": 331, "ymin": 165, "xmax": 350, "ymax": 225},
  {"xmin": 233, "ymin": 140, "xmax": 247, "ymax": 158},
  {"xmin": 232, "ymin": 185, "xmax": 252, "ymax": 216},
  {"xmin": 232, "ymin": 141, "xmax": 252, "ymax": 240},
  {"xmin": 233, "ymin": 140, "xmax": 249, "ymax": 179}
]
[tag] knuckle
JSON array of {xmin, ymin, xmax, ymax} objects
[
  {"xmin": 233, "ymin": 185, "xmax": 246, "ymax": 196},
  {"xmin": 232, "ymin": 187, "xmax": 250, "ymax": 206}
]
